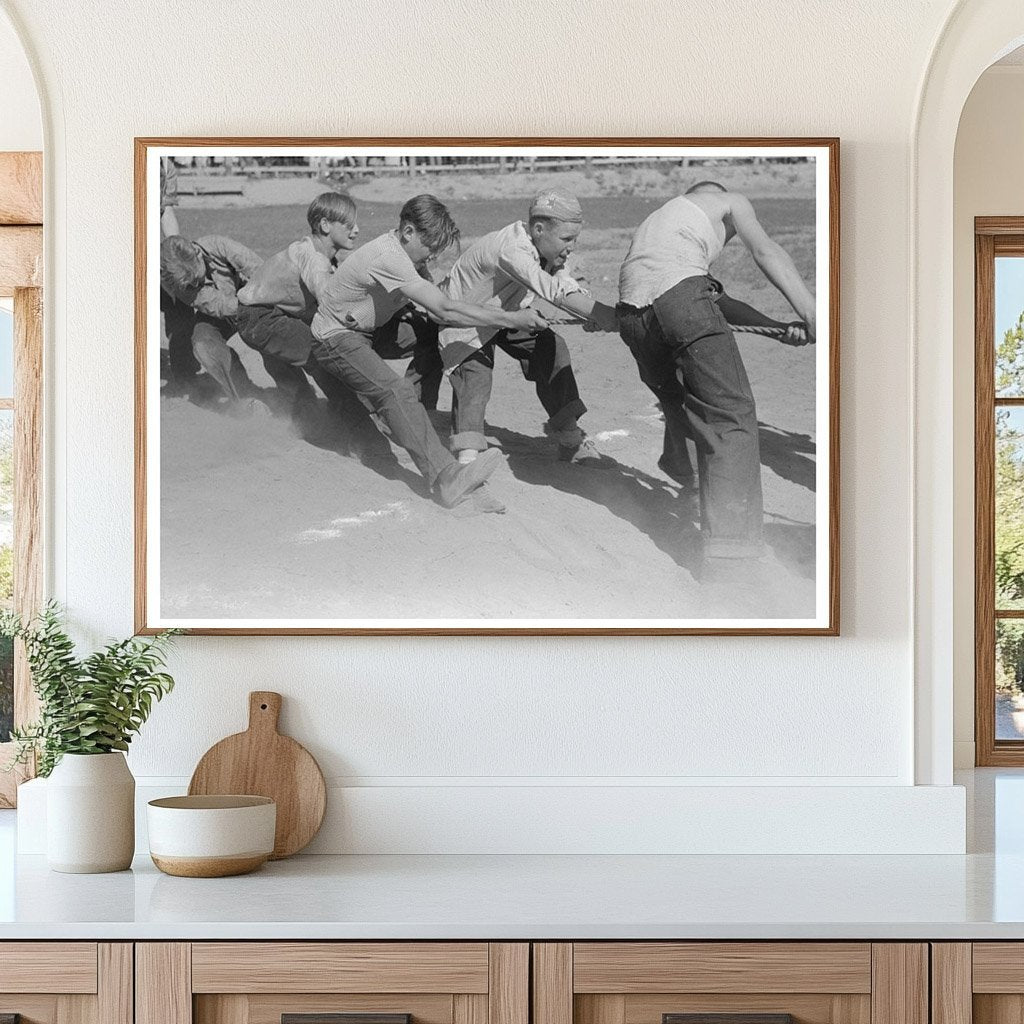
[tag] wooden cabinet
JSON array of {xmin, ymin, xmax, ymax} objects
[
  {"xmin": 0, "ymin": 943, "xmax": 132, "ymax": 1024},
  {"xmin": 932, "ymin": 943, "xmax": 1024, "ymax": 1024},
  {"xmin": 0, "ymin": 938, "xmax": 951, "ymax": 1024},
  {"xmin": 135, "ymin": 944, "xmax": 528, "ymax": 1024},
  {"xmin": 532, "ymin": 944, "xmax": 928, "ymax": 1024}
]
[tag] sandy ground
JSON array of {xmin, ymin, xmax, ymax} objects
[{"xmin": 160, "ymin": 170, "xmax": 820, "ymax": 624}]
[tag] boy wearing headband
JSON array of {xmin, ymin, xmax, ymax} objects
[{"xmin": 437, "ymin": 188, "xmax": 619, "ymax": 466}]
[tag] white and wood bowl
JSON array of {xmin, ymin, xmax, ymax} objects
[{"xmin": 147, "ymin": 795, "xmax": 276, "ymax": 877}]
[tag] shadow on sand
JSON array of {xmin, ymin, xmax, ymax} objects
[
  {"xmin": 488, "ymin": 423, "xmax": 706, "ymax": 578},
  {"xmin": 492, "ymin": 422, "xmax": 816, "ymax": 586},
  {"xmin": 758, "ymin": 423, "xmax": 816, "ymax": 491}
]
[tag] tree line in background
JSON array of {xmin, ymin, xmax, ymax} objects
[{"xmin": 996, "ymin": 310, "xmax": 1024, "ymax": 693}]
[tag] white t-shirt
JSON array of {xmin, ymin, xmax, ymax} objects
[
  {"xmin": 312, "ymin": 231, "xmax": 423, "ymax": 338},
  {"xmin": 618, "ymin": 196, "xmax": 725, "ymax": 307}
]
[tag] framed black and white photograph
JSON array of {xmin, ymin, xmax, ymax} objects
[{"xmin": 135, "ymin": 137, "xmax": 839, "ymax": 635}]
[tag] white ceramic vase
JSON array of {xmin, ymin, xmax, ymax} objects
[{"xmin": 46, "ymin": 752, "xmax": 135, "ymax": 873}]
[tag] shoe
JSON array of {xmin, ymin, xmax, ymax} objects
[
  {"xmin": 472, "ymin": 483, "xmax": 506, "ymax": 514},
  {"xmin": 557, "ymin": 435, "xmax": 615, "ymax": 469},
  {"xmin": 657, "ymin": 454, "xmax": 695, "ymax": 488},
  {"xmin": 543, "ymin": 420, "xmax": 585, "ymax": 447},
  {"xmin": 434, "ymin": 447, "xmax": 504, "ymax": 508}
]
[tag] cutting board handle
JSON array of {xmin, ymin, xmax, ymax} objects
[{"xmin": 248, "ymin": 691, "xmax": 282, "ymax": 734}]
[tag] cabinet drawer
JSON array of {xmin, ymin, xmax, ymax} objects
[
  {"xmin": 139, "ymin": 942, "xmax": 528, "ymax": 1024},
  {"xmin": 0, "ymin": 942, "xmax": 99, "ymax": 993},
  {"xmin": 572, "ymin": 944, "xmax": 871, "ymax": 994},
  {"xmin": 0, "ymin": 943, "xmax": 130, "ymax": 1024},
  {"xmin": 939, "ymin": 942, "xmax": 1024, "ymax": 1024},
  {"xmin": 533, "ymin": 944, "xmax": 925, "ymax": 1024},
  {"xmin": 191, "ymin": 944, "xmax": 490, "ymax": 994}
]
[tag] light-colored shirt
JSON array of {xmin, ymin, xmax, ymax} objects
[
  {"xmin": 159, "ymin": 158, "xmax": 178, "ymax": 211},
  {"xmin": 165, "ymin": 235, "xmax": 262, "ymax": 320},
  {"xmin": 618, "ymin": 196, "xmax": 725, "ymax": 307},
  {"xmin": 312, "ymin": 231, "xmax": 422, "ymax": 338},
  {"xmin": 438, "ymin": 221, "xmax": 586, "ymax": 370},
  {"xmin": 237, "ymin": 237, "xmax": 332, "ymax": 321}
]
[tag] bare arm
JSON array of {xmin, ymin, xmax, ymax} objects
[
  {"xmin": 558, "ymin": 292, "xmax": 620, "ymax": 332},
  {"xmin": 160, "ymin": 207, "xmax": 179, "ymax": 238},
  {"xmin": 497, "ymin": 248, "xmax": 618, "ymax": 331},
  {"xmin": 190, "ymin": 285, "xmax": 239, "ymax": 320},
  {"xmin": 728, "ymin": 194, "xmax": 816, "ymax": 339},
  {"xmin": 399, "ymin": 278, "xmax": 547, "ymax": 332}
]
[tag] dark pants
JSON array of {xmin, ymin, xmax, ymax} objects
[
  {"xmin": 366, "ymin": 309, "xmax": 443, "ymax": 411},
  {"xmin": 161, "ymin": 295, "xmax": 243, "ymax": 400},
  {"xmin": 235, "ymin": 303, "xmax": 318, "ymax": 408},
  {"xmin": 618, "ymin": 275, "xmax": 763, "ymax": 555},
  {"xmin": 447, "ymin": 328, "xmax": 587, "ymax": 452},
  {"xmin": 161, "ymin": 292, "xmax": 204, "ymax": 379},
  {"xmin": 310, "ymin": 326, "xmax": 455, "ymax": 486}
]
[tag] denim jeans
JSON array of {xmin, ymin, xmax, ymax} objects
[
  {"xmin": 365, "ymin": 309, "xmax": 443, "ymax": 411},
  {"xmin": 235, "ymin": 303, "xmax": 314, "ymax": 366},
  {"xmin": 618, "ymin": 275, "xmax": 764, "ymax": 554},
  {"xmin": 310, "ymin": 328, "xmax": 455, "ymax": 486},
  {"xmin": 448, "ymin": 328, "xmax": 587, "ymax": 451}
]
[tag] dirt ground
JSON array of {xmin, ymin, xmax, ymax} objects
[{"xmin": 159, "ymin": 165, "xmax": 820, "ymax": 624}]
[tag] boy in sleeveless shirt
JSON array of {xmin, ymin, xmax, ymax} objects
[{"xmin": 617, "ymin": 182, "xmax": 816, "ymax": 561}]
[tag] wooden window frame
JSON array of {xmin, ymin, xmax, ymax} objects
[
  {"xmin": 0, "ymin": 151, "xmax": 43, "ymax": 806},
  {"xmin": 975, "ymin": 217, "xmax": 1024, "ymax": 765}
]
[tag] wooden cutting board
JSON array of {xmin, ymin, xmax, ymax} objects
[{"xmin": 188, "ymin": 691, "xmax": 326, "ymax": 859}]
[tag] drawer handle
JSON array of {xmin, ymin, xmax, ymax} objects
[
  {"xmin": 283, "ymin": 1016, "xmax": 411, "ymax": 1024},
  {"xmin": 664, "ymin": 1016, "xmax": 794, "ymax": 1024}
]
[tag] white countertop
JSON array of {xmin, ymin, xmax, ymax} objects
[
  {"xmin": 0, "ymin": 849, "xmax": 1022, "ymax": 940},
  {"xmin": 1, "ymin": 768, "xmax": 1022, "ymax": 941}
]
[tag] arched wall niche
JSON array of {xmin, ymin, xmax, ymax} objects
[{"xmin": 913, "ymin": 1, "xmax": 1024, "ymax": 784}]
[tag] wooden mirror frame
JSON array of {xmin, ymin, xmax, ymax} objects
[{"xmin": 0, "ymin": 152, "xmax": 44, "ymax": 807}]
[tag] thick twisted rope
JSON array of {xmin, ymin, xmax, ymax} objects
[{"xmin": 543, "ymin": 314, "xmax": 795, "ymax": 340}]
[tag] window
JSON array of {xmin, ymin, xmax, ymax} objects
[
  {"xmin": 976, "ymin": 220, "xmax": 1024, "ymax": 764},
  {"xmin": 0, "ymin": 151, "xmax": 43, "ymax": 806},
  {"xmin": 0, "ymin": 302, "xmax": 13, "ymax": 746}
]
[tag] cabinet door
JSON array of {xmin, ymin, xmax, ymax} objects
[
  {"xmin": 945, "ymin": 942, "xmax": 1024, "ymax": 1024},
  {"xmin": 137, "ymin": 943, "xmax": 528, "ymax": 1024},
  {"xmin": 0, "ymin": 943, "xmax": 131, "ymax": 1024},
  {"xmin": 533, "ymin": 944, "xmax": 927, "ymax": 1024}
]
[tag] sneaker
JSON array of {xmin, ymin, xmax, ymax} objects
[
  {"xmin": 472, "ymin": 483, "xmax": 507, "ymax": 514},
  {"xmin": 543, "ymin": 420, "xmax": 585, "ymax": 447},
  {"xmin": 433, "ymin": 448, "xmax": 504, "ymax": 508},
  {"xmin": 557, "ymin": 435, "xmax": 615, "ymax": 469}
]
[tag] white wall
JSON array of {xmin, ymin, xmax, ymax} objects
[
  {"xmin": 0, "ymin": 7, "xmax": 40, "ymax": 152},
  {"xmin": 0, "ymin": 0, "xmax": 974, "ymax": 852},
  {"xmin": 952, "ymin": 65, "xmax": 1024, "ymax": 767}
]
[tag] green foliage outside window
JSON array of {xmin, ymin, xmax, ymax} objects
[{"xmin": 996, "ymin": 312, "xmax": 1024, "ymax": 694}]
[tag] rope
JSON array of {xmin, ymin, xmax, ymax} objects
[{"xmin": 729, "ymin": 323, "xmax": 787, "ymax": 338}]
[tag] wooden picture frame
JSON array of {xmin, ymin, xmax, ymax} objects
[{"xmin": 135, "ymin": 137, "xmax": 839, "ymax": 636}]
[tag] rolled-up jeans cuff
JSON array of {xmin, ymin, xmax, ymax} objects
[
  {"xmin": 545, "ymin": 399, "xmax": 587, "ymax": 433},
  {"xmin": 450, "ymin": 430, "xmax": 488, "ymax": 452}
]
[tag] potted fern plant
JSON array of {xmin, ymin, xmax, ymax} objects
[{"xmin": 2, "ymin": 603, "xmax": 178, "ymax": 873}]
